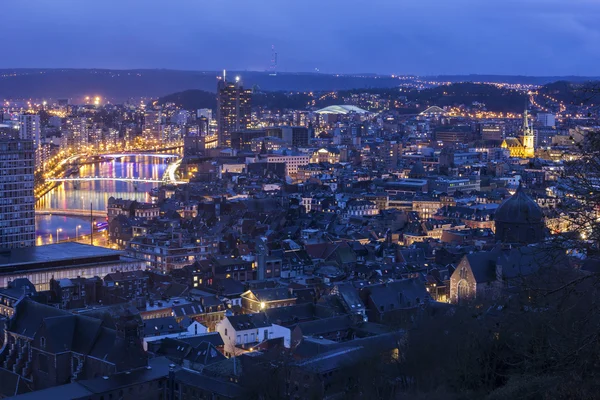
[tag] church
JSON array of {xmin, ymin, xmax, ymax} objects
[{"xmin": 501, "ymin": 109, "xmax": 535, "ymax": 158}]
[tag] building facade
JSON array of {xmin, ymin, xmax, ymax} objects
[
  {"xmin": 217, "ymin": 75, "xmax": 252, "ymax": 147},
  {"xmin": 0, "ymin": 139, "xmax": 35, "ymax": 249}
]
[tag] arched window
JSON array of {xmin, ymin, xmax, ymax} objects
[{"xmin": 40, "ymin": 336, "xmax": 46, "ymax": 349}]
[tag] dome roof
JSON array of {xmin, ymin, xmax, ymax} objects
[
  {"xmin": 495, "ymin": 185, "xmax": 543, "ymax": 224},
  {"xmin": 315, "ymin": 105, "xmax": 370, "ymax": 115}
]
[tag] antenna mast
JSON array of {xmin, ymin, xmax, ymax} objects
[{"xmin": 269, "ymin": 45, "xmax": 278, "ymax": 76}]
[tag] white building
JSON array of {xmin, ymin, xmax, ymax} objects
[
  {"xmin": 265, "ymin": 154, "xmax": 310, "ymax": 177},
  {"xmin": 216, "ymin": 314, "xmax": 290, "ymax": 357}
]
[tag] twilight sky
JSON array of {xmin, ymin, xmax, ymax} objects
[{"xmin": 2, "ymin": 0, "xmax": 600, "ymax": 76}]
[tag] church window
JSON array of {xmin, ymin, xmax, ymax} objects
[{"xmin": 40, "ymin": 336, "xmax": 46, "ymax": 349}]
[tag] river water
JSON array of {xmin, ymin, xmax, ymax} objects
[{"xmin": 35, "ymin": 156, "xmax": 168, "ymax": 245}]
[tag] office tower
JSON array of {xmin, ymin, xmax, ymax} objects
[
  {"xmin": 217, "ymin": 72, "xmax": 252, "ymax": 147},
  {"xmin": 481, "ymin": 123, "xmax": 504, "ymax": 141},
  {"xmin": 535, "ymin": 127, "xmax": 558, "ymax": 147},
  {"xmin": 266, "ymin": 126, "xmax": 309, "ymax": 147},
  {"xmin": 434, "ymin": 125, "xmax": 473, "ymax": 147},
  {"xmin": 0, "ymin": 139, "xmax": 35, "ymax": 249},
  {"xmin": 538, "ymin": 113, "xmax": 556, "ymax": 127}
]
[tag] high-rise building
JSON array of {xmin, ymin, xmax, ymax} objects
[
  {"xmin": 217, "ymin": 73, "xmax": 251, "ymax": 147},
  {"xmin": 144, "ymin": 109, "xmax": 163, "ymax": 141},
  {"xmin": 19, "ymin": 114, "xmax": 40, "ymax": 147},
  {"xmin": 66, "ymin": 117, "xmax": 89, "ymax": 153},
  {"xmin": 0, "ymin": 139, "xmax": 35, "ymax": 249},
  {"xmin": 19, "ymin": 114, "xmax": 41, "ymax": 168}
]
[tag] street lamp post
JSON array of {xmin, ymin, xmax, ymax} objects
[
  {"xmin": 56, "ymin": 228, "xmax": 62, "ymax": 243},
  {"xmin": 76, "ymin": 225, "xmax": 82, "ymax": 241}
]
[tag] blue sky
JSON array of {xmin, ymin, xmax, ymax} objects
[{"xmin": 2, "ymin": 0, "xmax": 599, "ymax": 75}]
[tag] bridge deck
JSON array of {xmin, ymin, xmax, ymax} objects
[
  {"xmin": 46, "ymin": 177, "xmax": 164, "ymax": 183},
  {"xmin": 36, "ymin": 209, "xmax": 106, "ymax": 218}
]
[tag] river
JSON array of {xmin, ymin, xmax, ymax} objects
[{"xmin": 35, "ymin": 156, "xmax": 169, "ymax": 245}]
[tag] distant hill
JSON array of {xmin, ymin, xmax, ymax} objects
[
  {"xmin": 2, "ymin": 68, "xmax": 600, "ymax": 103},
  {"xmin": 157, "ymin": 90, "xmax": 216, "ymax": 110},
  {"xmin": 156, "ymin": 89, "xmax": 316, "ymax": 111},
  {"xmin": 410, "ymin": 82, "xmax": 527, "ymax": 112},
  {"xmin": 427, "ymin": 75, "xmax": 600, "ymax": 85},
  {"xmin": 0, "ymin": 69, "xmax": 402, "ymax": 102},
  {"xmin": 538, "ymin": 80, "xmax": 600, "ymax": 105},
  {"xmin": 157, "ymin": 82, "xmax": 529, "ymax": 113}
]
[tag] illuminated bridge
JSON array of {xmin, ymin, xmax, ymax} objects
[
  {"xmin": 36, "ymin": 208, "xmax": 107, "ymax": 218},
  {"xmin": 99, "ymin": 153, "xmax": 179, "ymax": 159},
  {"xmin": 46, "ymin": 176, "xmax": 187, "ymax": 185},
  {"xmin": 47, "ymin": 177, "xmax": 164, "ymax": 184}
]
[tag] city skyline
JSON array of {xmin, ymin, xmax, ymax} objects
[{"xmin": 1, "ymin": 0, "xmax": 600, "ymax": 76}]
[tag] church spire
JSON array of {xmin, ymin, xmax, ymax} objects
[{"xmin": 522, "ymin": 107, "xmax": 533, "ymax": 137}]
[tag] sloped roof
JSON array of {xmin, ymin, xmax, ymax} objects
[
  {"xmin": 227, "ymin": 313, "xmax": 271, "ymax": 330},
  {"xmin": 502, "ymin": 137, "xmax": 522, "ymax": 147},
  {"xmin": 464, "ymin": 250, "xmax": 500, "ymax": 283},
  {"xmin": 295, "ymin": 315, "xmax": 353, "ymax": 336},
  {"xmin": 247, "ymin": 288, "xmax": 294, "ymax": 302},
  {"xmin": 10, "ymin": 298, "xmax": 69, "ymax": 338}
]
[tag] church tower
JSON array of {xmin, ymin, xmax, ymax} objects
[{"xmin": 520, "ymin": 109, "xmax": 535, "ymax": 158}]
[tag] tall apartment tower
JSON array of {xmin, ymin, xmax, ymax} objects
[
  {"xmin": 217, "ymin": 72, "xmax": 251, "ymax": 147},
  {"xmin": 19, "ymin": 114, "xmax": 41, "ymax": 168},
  {"xmin": 0, "ymin": 139, "xmax": 35, "ymax": 249},
  {"xmin": 144, "ymin": 109, "xmax": 163, "ymax": 141}
]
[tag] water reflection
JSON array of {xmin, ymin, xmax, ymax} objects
[
  {"xmin": 36, "ymin": 215, "xmax": 93, "ymax": 245},
  {"xmin": 35, "ymin": 156, "xmax": 169, "ymax": 245},
  {"xmin": 37, "ymin": 156, "xmax": 167, "ymax": 211}
]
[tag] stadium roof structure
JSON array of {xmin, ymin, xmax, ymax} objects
[
  {"xmin": 315, "ymin": 105, "xmax": 370, "ymax": 115},
  {"xmin": 419, "ymin": 106, "xmax": 447, "ymax": 116}
]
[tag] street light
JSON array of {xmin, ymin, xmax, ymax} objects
[
  {"xmin": 56, "ymin": 228, "xmax": 62, "ymax": 243},
  {"xmin": 76, "ymin": 225, "xmax": 82, "ymax": 241}
]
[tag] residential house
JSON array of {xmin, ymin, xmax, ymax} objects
[
  {"xmin": 240, "ymin": 288, "xmax": 297, "ymax": 313},
  {"xmin": 215, "ymin": 314, "xmax": 290, "ymax": 357}
]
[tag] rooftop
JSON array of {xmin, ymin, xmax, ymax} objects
[{"xmin": 0, "ymin": 242, "xmax": 122, "ymax": 267}]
